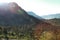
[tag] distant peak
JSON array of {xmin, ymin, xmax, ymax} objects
[
  {"xmin": 9, "ymin": 2, "xmax": 17, "ymax": 4},
  {"xmin": 8, "ymin": 2, "xmax": 18, "ymax": 7},
  {"xmin": 8, "ymin": 2, "xmax": 20, "ymax": 13},
  {"xmin": 0, "ymin": 2, "xmax": 26, "ymax": 15}
]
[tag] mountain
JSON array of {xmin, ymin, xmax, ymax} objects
[
  {"xmin": 27, "ymin": 11, "xmax": 44, "ymax": 20},
  {"xmin": 0, "ymin": 2, "xmax": 59, "ymax": 40},
  {"xmin": 0, "ymin": 2, "xmax": 47, "ymax": 40},
  {"xmin": 41, "ymin": 13, "xmax": 60, "ymax": 19},
  {"xmin": 0, "ymin": 2, "xmax": 44, "ymax": 26},
  {"xmin": 0, "ymin": 2, "xmax": 45, "ymax": 35}
]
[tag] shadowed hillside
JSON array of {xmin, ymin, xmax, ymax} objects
[
  {"xmin": 33, "ymin": 21, "xmax": 60, "ymax": 40},
  {"xmin": 0, "ymin": 2, "xmax": 45, "ymax": 40},
  {"xmin": 46, "ymin": 18, "xmax": 60, "ymax": 26},
  {"xmin": 0, "ymin": 2, "xmax": 41, "ymax": 26}
]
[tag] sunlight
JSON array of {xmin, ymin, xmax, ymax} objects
[
  {"xmin": 0, "ymin": 0, "xmax": 10, "ymax": 3},
  {"xmin": 0, "ymin": 0, "xmax": 60, "ymax": 16}
]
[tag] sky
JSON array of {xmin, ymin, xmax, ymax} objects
[{"xmin": 0, "ymin": 0, "xmax": 60, "ymax": 16}]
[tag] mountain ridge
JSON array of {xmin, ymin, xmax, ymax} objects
[
  {"xmin": 27, "ymin": 11, "xmax": 45, "ymax": 20},
  {"xmin": 41, "ymin": 13, "xmax": 60, "ymax": 19},
  {"xmin": 0, "ymin": 2, "xmax": 44, "ymax": 26}
]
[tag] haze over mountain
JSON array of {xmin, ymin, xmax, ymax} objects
[
  {"xmin": 27, "ymin": 11, "xmax": 44, "ymax": 20},
  {"xmin": 41, "ymin": 13, "xmax": 60, "ymax": 19}
]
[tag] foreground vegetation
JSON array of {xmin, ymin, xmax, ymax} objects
[{"xmin": 0, "ymin": 18, "xmax": 60, "ymax": 40}]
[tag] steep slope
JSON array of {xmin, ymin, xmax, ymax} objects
[
  {"xmin": 0, "ymin": 2, "xmax": 42, "ymax": 26},
  {"xmin": 0, "ymin": 2, "xmax": 46, "ymax": 39}
]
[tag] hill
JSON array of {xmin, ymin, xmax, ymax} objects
[
  {"xmin": 0, "ymin": 2, "xmax": 60, "ymax": 40},
  {"xmin": 47, "ymin": 18, "xmax": 60, "ymax": 26},
  {"xmin": 0, "ymin": 2, "xmax": 42, "ymax": 26},
  {"xmin": 0, "ymin": 2, "xmax": 45, "ymax": 40},
  {"xmin": 33, "ymin": 18, "xmax": 60, "ymax": 40}
]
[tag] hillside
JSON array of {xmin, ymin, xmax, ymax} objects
[
  {"xmin": 47, "ymin": 18, "xmax": 60, "ymax": 26},
  {"xmin": 33, "ymin": 19, "xmax": 60, "ymax": 40},
  {"xmin": 0, "ymin": 2, "xmax": 42, "ymax": 26},
  {"xmin": 0, "ymin": 2, "xmax": 60, "ymax": 40},
  {"xmin": 0, "ymin": 2, "xmax": 45, "ymax": 40}
]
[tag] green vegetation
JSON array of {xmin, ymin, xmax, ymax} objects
[
  {"xmin": 0, "ymin": 25, "xmax": 35, "ymax": 40},
  {"xmin": 0, "ymin": 18, "xmax": 59, "ymax": 40}
]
